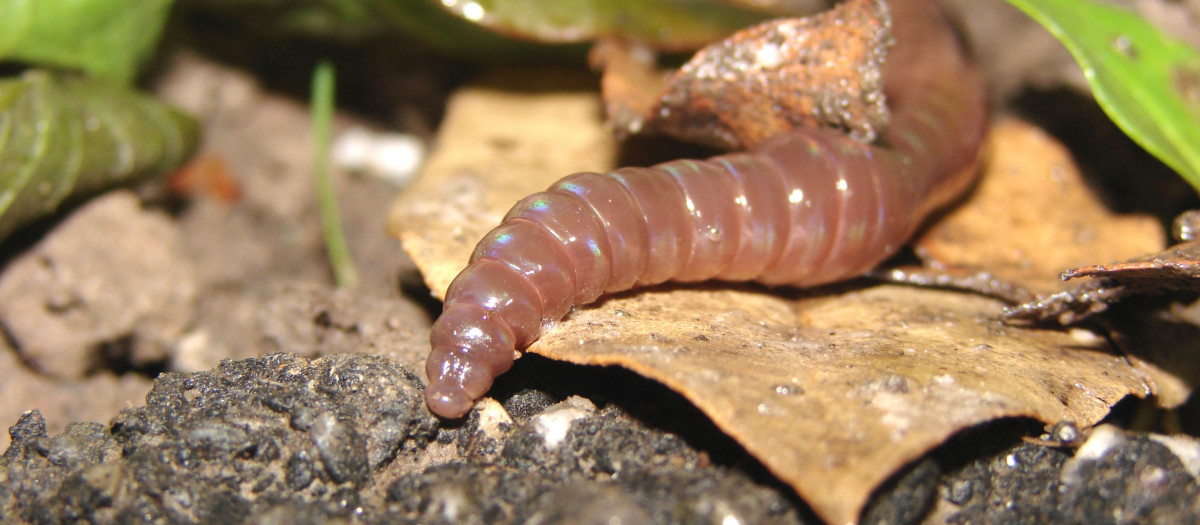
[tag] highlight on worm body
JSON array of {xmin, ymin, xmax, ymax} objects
[{"xmin": 424, "ymin": 0, "xmax": 989, "ymax": 419}]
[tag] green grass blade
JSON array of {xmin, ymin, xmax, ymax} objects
[
  {"xmin": 1006, "ymin": 0, "xmax": 1200, "ymax": 195},
  {"xmin": 311, "ymin": 59, "xmax": 359, "ymax": 290}
]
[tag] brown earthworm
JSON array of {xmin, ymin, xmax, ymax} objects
[{"xmin": 424, "ymin": 0, "xmax": 988, "ymax": 418}]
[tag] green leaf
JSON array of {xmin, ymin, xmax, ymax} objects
[
  {"xmin": 1005, "ymin": 0, "xmax": 1200, "ymax": 194},
  {"xmin": 426, "ymin": 0, "xmax": 771, "ymax": 51},
  {"xmin": 0, "ymin": 0, "xmax": 175, "ymax": 84},
  {"xmin": 0, "ymin": 71, "xmax": 199, "ymax": 241}
]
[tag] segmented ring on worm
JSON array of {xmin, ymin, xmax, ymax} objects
[{"xmin": 424, "ymin": 0, "xmax": 989, "ymax": 418}]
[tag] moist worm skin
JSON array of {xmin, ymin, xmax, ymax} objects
[{"xmin": 425, "ymin": 0, "xmax": 989, "ymax": 418}]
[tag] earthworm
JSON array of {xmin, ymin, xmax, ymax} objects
[{"xmin": 424, "ymin": 0, "xmax": 988, "ymax": 418}]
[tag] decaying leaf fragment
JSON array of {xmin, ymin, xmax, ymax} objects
[
  {"xmin": 1005, "ymin": 240, "xmax": 1200, "ymax": 324},
  {"xmin": 595, "ymin": 0, "xmax": 890, "ymax": 149},
  {"xmin": 390, "ymin": 82, "xmax": 1153, "ymax": 525}
]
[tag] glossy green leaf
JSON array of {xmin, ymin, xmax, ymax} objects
[
  {"xmin": 0, "ymin": 0, "xmax": 174, "ymax": 84},
  {"xmin": 1005, "ymin": 0, "xmax": 1200, "ymax": 194},
  {"xmin": 181, "ymin": 0, "xmax": 389, "ymax": 40},
  {"xmin": 0, "ymin": 71, "xmax": 199, "ymax": 241},
  {"xmin": 373, "ymin": 0, "xmax": 587, "ymax": 60},
  {"xmin": 428, "ymin": 0, "xmax": 771, "ymax": 51}
]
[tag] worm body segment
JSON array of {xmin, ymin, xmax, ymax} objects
[{"xmin": 425, "ymin": 0, "xmax": 988, "ymax": 418}]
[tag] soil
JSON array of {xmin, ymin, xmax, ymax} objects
[{"xmin": 1, "ymin": 1, "xmax": 1200, "ymax": 523}]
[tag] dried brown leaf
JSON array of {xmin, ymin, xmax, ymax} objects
[
  {"xmin": 910, "ymin": 119, "xmax": 1197, "ymax": 409},
  {"xmin": 1005, "ymin": 240, "xmax": 1200, "ymax": 324},
  {"xmin": 537, "ymin": 284, "xmax": 1145, "ymax": 524},
  {"xmin": 1002, "ymin": 239, "xmax": 1200, "ymax": 408},
  {"xmin": 389, "ymin": 81, "xmax": 1152, "ymax": 525},
  {"xmin": 1064, "ymin": 248, "xmax": 1200, "ymax": 285},
  {"xmin": 389, "ymin": 72, "xmax": 619, "ymax": 300},
  {"xmin": 915, "ymin": 118, "xmax": 1165, "ymax": 296}
]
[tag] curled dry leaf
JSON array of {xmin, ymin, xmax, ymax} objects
[
  {"xmin": 389, "ymin": 80, "xmax": 1153, "ymax": 525},
  {"xmin": 595, "ymin": 0, "xmax": 889, "ymax": 150},
  {"xmin": 1006, "ymin": 209, "xmax": 1200, "ymax": 323},
  {"xmin": 1064, "ymin": 252, "xmax": 1200, "ymax": 285},
  {"xmin": 1006, "ymin": 240, "xmax": 1200, "ymax": 324}
]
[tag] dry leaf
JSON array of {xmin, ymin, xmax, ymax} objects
[
  {"xmin": 1006, "ymin": 240, "xmax": 1200, "ymax": 324},
  {"xmin": 1003, "ymin": 239, "xmax": 1200, "ymax": 408},
  {"xmin": 389, "ymin": 71, "xmax": 619, "ymax": 299},
  {"xmin": 915, "ymin": 118, "xmax": 1165, "ymax": 295},
  {"xmin": 537, "ymin": 284, "xmax": 1146, "ymax": 524},
  {"xmin": 910, "ymin": 118, "xmax": 1195, "ymax": 408},
  {"xmin": 389, "ymin": 80, "xmax": 1153, "ymax": 525}
]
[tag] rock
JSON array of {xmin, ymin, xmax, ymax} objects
[
  {"xmin": 10, "ymin": 352, "xmax": 1192, "ymax": 523},
  {"xmin": 0, "ymin": 353, "xmax": 438, "ymax": 523},
  {"xmin": 0, "ymin": 338, "xmax": 152, "ymax": 451},
  {"xmin": 0, "ymin": 191, "xmax": 196, "ymax": 377},
  {"xmin": 940, "ymin": 425, "xmax": 1200, "ymax": 523},
  {"xmin": 256, "ymin": 282, "xmax": 432, "ymax": 376},
  {"xmin": 0, "ymin": 352, "xmax": 814, "ymax": 524}
]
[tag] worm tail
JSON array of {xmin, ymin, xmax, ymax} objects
[
  {"xmin": 425, "ymin": 0, "xmax": 987, "ymax": 418},
  {"xmin": 425, "ymin": 176, "xmax": 631, "ymax": 417}
]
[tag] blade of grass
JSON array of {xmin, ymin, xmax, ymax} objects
[{"xmin": 311, "ymin": 59, "xmax": 359, "ymax": 289}]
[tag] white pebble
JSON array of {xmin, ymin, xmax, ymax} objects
[{"xmin": 332, "ymin": 127, "xmax": 425, "ymax": 187}]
